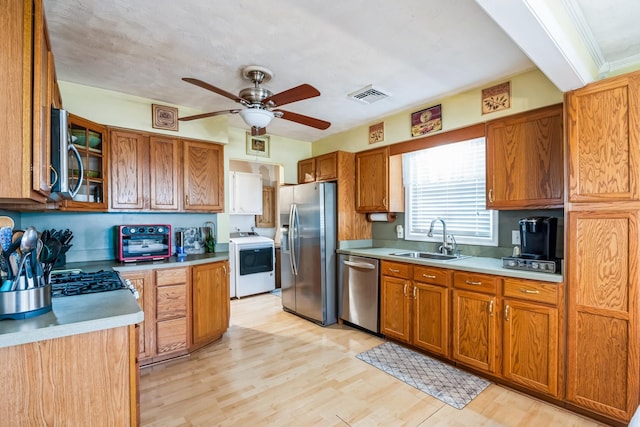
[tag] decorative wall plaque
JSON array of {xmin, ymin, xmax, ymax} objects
[
  {"xmin": 152, "ymin": 104, "xmax": 179, "ymax": 131},
  {"xmin": 369, "ymin": 122, "xmax": 384, "ymax": 144},
  {"xmin": 481, "ymin": 81, "xmax": 511, "ymax": 114}
]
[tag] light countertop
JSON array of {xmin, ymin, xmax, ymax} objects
[
  {"xmin": 0, "ymin": 290, "xmax": 143, "ymax": 348},
  {"xmin": 0, "ymin": 253, "xmax": 229, "ymax": 348},
  {"xmin": 337, "ymin": 247, "xmax": 563, "ymax": 283}
]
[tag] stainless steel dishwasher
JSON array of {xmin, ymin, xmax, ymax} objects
[{"xmin": 339, "ymin": 255, "xmax": 380, "ymax": 334}]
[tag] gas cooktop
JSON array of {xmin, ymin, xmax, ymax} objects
[{"xmin": 49, "ymin": 270, "xmax": 136, "ymax": 298}]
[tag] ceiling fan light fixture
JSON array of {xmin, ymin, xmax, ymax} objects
[{"xmin": 239, "ymin": 108, "xmax": 274, "ymax": 129}]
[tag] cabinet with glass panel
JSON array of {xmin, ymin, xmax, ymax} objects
[{"xmin": 60, "ymin": 114, "xmax": 108, "ymax": 210}]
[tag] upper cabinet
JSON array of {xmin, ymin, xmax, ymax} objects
[
  {"xmin": 355, "ymin": 146, "xmax": 404, "ymax": 213},
  {"xmin": 110, "ymin": 129, "xmax": 149, "ymax": 210},
  {"xmin": 486, "ymin": 104, "xmax": 564, "ymax": 209},
  {"xmin": 183, "ymin": 140, "xmax": 224, "ymax": 212},
  {"xmin": 0, "ymin": 0, "xmax": 54, "ymax": 204},
  {"xmin": 110, "ymin": 129, "xmax": 224, "ymax": 213},
  {"xmin": 61, "ymin": 114, "xmax": 108, "ymax": 211},
  {"xmin": 566, "ymin": 72, "xmax": 640, "ymax": 202},
  {"xmin": 297, "ymin": 152, "xmax": 338, "ymax": 183},
  {"xmin": 229, "ymin": 171, "xmax": 262, "ymax": 215}
]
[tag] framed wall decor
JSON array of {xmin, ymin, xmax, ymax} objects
[
  {"xmin": 411, "ymin": 104, "xmax": 442, "ymax": 137},
  {"xmin": 369, "ymin": 122, "xmax": 384, "ymax": 144},
  {"xmin": 152, "ymin": 104, "xmax": 179, "ymax": 131},
  {"xmin": 482, "ymin": 81, "xmax": 511, "ymax": 114},
  {"xmin": 246, "ymin": 132, "xmax": 270, "ymax": 158}
]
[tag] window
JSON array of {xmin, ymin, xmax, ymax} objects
[{"xmin": 403, "ymin": 137, "xmax": 498, "ymax": 246}]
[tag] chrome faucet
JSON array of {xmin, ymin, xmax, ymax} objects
[{"xmin": 427, "ymin": 217, "xmax": 457, "ymax": 255}]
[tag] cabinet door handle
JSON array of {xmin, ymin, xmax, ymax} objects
[
  {"xmin": 185, "ymin": 195, "xmax": 190, "ymax": 206},
  {"xmin": 383, "ymin": 197, "xmax": 387, "ymax": 207},
  {"xmin": 488, "ymin": 189, "xmax": 493, "ymax": 203},
  {"xmin": 403, "ymin": 283, "xmax": 408, "ymax": 296},
  {"xmin": 413, "ymin": 286, "xmax": 417, "ymax": 299},
  {"xmin": 465, "ymin": 280, "xmax": 482, "ymax": 286},
  {"xmin": 389, "ymin": 268, "xmax": 400, "ymax": 273},
  {"xmin": 422, "ymin": 274, "xmax": 436, "ymax": 279},
  {"xmin": 504, "ymin": 304, "xmax": 509, "ymax": 321},
  {"xmin": 489, "ymin": 300, "xmax": 494, "ymax": 316},
  {"xmin": 518, "ymin": 287, "xmax": 540, "ymax": 294}
]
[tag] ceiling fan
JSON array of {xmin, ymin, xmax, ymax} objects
[{"xmin": 179, "ymin": 65, "xmax": 331, "ymax": 136}]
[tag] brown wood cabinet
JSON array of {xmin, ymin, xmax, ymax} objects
[
  {"xmin": 0, "ymin": 325, "xmax": 137, "ymax": 426},
  {"xmin": 110, "ymin": 129, "xmax": 224, "ymax": 212},
  {"xmin": 566, "ymin": 72, "xmax": 640, "ymax": 203},
  {"xmin": 452, "ymin": 272, "xmax": 498, "ymax": 374},
  {"xmin": 183, "ymin": 140, "xmax": 224, "ymax": 211},
  {"xmin": 355, "ymin": 146, "xmax": 404, "ymax": 213},
  {"xmin": 256, "ymin": 186, "xmax": 276, "ymax": 228},
  {"xmin": 124, "ymin": 270, "xmax": 153, "ymax": 361},
  {"xmin": 564, "ymin": 70, "xmax": 640, "ymax": 424},
  {"xmin": 61, "ymin": 114, "xmax": 109, "ymax": 210},
  {"xmin": 380, "ymin": 261, "xmax": 450, "ymax": 357},
  {"xmin": 110, "ymin": 129, "xmax": 148, "ymax": 209},
  {"xmin": 122, "ymin": 261, "xmax": 230, "ymax": 366},
  {"xmin": 150, "ymin": 135, "xmax": 180, "ymax": 211},
  {"xmin": 121, "ymin": 267, "xmax": 191, "ymax": 365},
  {"xmin": 566, "ymin": 210, "xmax": 638, "ymax": 421},
  {"xmin": 502, "ymin": 277, "xmax": 560, "ymax": 397},
  {"xmin": 0, "ymin": 0, "xmax": 53, "ymax": 204},
  {"xmin": 298, "ymin": 151, "xmax": 371, "ymax": 240},
  {"xmin": 486, "ymin": 104, "xmax": 564, "ymax": 209},
  {"xmin": 298, "ymin": 157, "xmax": 316, "ymax": 183},
  {"xmin": 412, "ymin": 266, "xmax": 450, "ymax": 357},
  {"xmin": 191, "ymin": 261, "xmax": 230, "ymax": 350}
]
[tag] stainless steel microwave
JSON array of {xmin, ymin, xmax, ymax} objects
[
  {"xmin": 50, "ymin": 108, "xmax": 83, "ymax": 201},
  {"xmin": 116, "ymin": 225, "xmax": 172, "ymax": 262}
]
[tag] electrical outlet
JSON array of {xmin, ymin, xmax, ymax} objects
[
  {"xmin": 512, "ymin": 230, "xmax": 521, "ymax": 245},
  {"xmin": 396, "ymin": 225, "xmax": 404, "ymax": 239}
]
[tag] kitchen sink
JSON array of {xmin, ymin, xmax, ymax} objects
[{"xmin": 390, "ymin": 251, "xmax": 470, "ymax": 261}]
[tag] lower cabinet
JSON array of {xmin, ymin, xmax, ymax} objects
[
  {"xmin": 121, "ymin": 261, "xmax": 230, "ymax": 366},
  {"xmin": 0, "ymin": 326, "xmax": 137, "ymax": 426},
  {"xmin": 380, "ymin": 261, "xmax": 564, "ymax": 401},
  {"xmin": 380, "ymin": 261, "xmax": 450, "ymax": 357},
  {"xmin": 191, "ymin": 261, "xmax": 230, "ymax": 350},
  {"xmin": 502, "ymin": 277, "xmax": 560, "ymax": 397}
]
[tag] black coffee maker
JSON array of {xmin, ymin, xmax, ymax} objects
[{"xmin": 519, "ymin": 216, "xmax": 557, "ymax": 260}]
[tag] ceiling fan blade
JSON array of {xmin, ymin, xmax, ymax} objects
[
  {"xmin": 182, "ymin": 77, "xmax": 244, "ymax": 103},
  {"xmin": 251, "ymin": 127, "xmax": 267, "ymax": 136},
  {"xmin": 275, "ymin": 109, "xmax": 331, "ymax": 130},
  {"xmin": 263, "ymin": 84, "xmax": 320, "ymax": 107},
  {"xmin": 178, "ymin": 109, "xmax": 241, "ymax": 122}
]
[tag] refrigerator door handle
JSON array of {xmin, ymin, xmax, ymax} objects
[{"xmin": 289, "ymin": 203, "xmax": 298, "ymax": 276}]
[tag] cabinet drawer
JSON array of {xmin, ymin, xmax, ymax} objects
[
  {"xmin": 454, "ymin": 272, "xmax": 497, "ymax": 294},
  {"xmin": 156, "ymin": 317, "xmax": 188, "ymax": 355},
  {"xmin": 503, "ymin": 278, "xmax": 559, "ymax": 305},
  {"xmin": 156, "ymin": 284, "xmax": 187, "ymax": 320},
  {"xmin": 381, "ymin": 261, "xmax": 411, "ymax": 279},
  {"xmin": 156, "ymin": 267, "xmax": 188, "ymax": 286},
  {"xmin": 413, "ymin": 266, "xmax": 449, "ymax": 287}
]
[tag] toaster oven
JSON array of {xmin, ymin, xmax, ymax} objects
[{"xmin": 116, "ymin": 225, "xmax": 172, "ymax": 262}]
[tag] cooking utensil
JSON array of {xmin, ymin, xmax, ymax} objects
[
  {"xmin": 41, "ymin": 238, "xmax": 62, "ymax": 280},
  {"xmin": 11, "ymin": 227, "xmax": 37, "ymax": 291}
]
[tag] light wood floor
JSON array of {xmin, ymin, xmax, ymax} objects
[{"xmin": 140, "ymin": 293, "xmax": 608, "ymax": 427}]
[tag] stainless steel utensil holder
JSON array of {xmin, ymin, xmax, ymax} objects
[{"xmin": 0, "ymin": 284, "xmax": 52, "ymax": 320}]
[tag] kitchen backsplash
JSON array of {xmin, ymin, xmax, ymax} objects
[
  {"xmin": 10, "ymin": 211, "xmax": 221, "ymax": 263},
  {"xmin": 372, "ymin": 209, "xmax": 564, "ymax": 259}
]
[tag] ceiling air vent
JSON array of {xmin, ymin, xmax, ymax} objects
[{"xmin": 348, "ymin": 85, "xmax": 389, "ymax": 104}]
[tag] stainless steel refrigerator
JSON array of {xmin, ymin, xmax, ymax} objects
[{"xmin": 280, "ymin": 182, "xmax": 337, "ymax": 326}]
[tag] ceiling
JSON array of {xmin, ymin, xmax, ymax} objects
[{"xmin": 43, "ymin": 0, "xmax": 640, "ymax": 142}]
